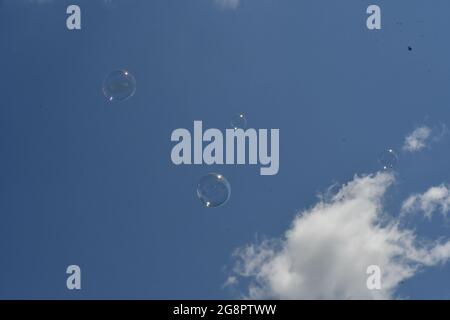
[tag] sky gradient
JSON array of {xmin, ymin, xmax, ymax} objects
[{"xmin": 1, "ymin": 0, "xmax": 450, "ymax": 299}]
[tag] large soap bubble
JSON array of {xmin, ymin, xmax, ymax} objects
[
  {"xmin": 197, "ymin": 173, "xmax": 231, "ymax": 208},
  {"xmin": 378, "ymin": 148, "xmax": 398, "ymax": 170},
  {"xmin": 231, "ymin": 113, "xmax": 247, "ymax": 130},
  {"xmin": 103, "ymin": 70, "xmax": 136, "ymax": 102}
]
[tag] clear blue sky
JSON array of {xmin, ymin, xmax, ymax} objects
[{"xmin": 1, "ymin": 0, "xmax": 450, "ymax": 299}]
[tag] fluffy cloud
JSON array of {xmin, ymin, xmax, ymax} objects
[
  {"xmin": 227, "ymin": 172, "xmax": 450, "ymax": 299},
  {"xmin": 401, "ymin": 184, "xmax": 450, "ymax": 218},
  {"xmin": 403, "ymin": 126, "xmax": 432, "ymax": 153},
  {"xmin": 403, "ymin": 124, "xmax": 448, "ymax": 153}
]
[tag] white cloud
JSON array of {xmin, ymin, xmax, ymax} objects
[
  {"xmin": 403, "ymin": 126, "xmax": 432, "ymax": 153},
  {"xmin": 401, "ymin": 184, "xmax": 450, "ymax": 218},
  {"xmin": 402, "ymin": 124, "xmax": 448, "ymax": 153},
  {"xmin": 228, "ymin": 172, "xmax": 450, "ymax": 299},
  {"xmin": 223, "ymin": 276, "xmax": 238, "ymax": 288},
  {"xmin": 215, "ymin": 0, "xmax": 240, "ymax": 9}
]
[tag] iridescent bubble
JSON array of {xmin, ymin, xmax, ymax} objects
[
  {"xmin": 231, "ymin": 113, "xmax": 247, "ymax": 130},
  {"xmin": 197, "ymin": 173, "xmax": 231, "ymax": 208},
  {"xmin": 103, "ymin": 70, "xmax": 136, "ymax": 102},
  {"xmin": 378, "ymin": 148, "xmax": 398, "ymax": 170}
]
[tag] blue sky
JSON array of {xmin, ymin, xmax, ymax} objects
[{"xmin": 1, "ymin": 0, "xmax": 450, "ymax": 299}]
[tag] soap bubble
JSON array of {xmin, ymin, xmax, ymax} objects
[
  {"xmin": 378, "ymin": 149, "xmax": 398, "ymax": 170},
  {"xmin": 197, "ymin": 173, "xmax": 231, "ymax": 208},
  {"xmin": 231, "ymin": 113, "xmax": 247, "ymax": 130},
  {"xmin": 103, "ymin": 70, "xmax": 136, "ymax": 102}
]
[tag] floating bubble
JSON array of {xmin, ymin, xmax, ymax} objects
[
  {"xmin": 378, "ymin": 148, "xmax": 398, "ymax": 170},
  {"xmin": 197, "ymin": 173, "xmax": 231, "ymax": 208},
  {"xmin": 103, "ymin": 70, "xmax": 136, "ymax": 102},
  {"xmin": 231, "ymin": 113, "xmax": 247, "ymax": 130}
]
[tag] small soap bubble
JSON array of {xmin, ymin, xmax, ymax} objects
[
  {"xmin": 231, "ymin": 113, "xmax": 247, "ymax": 130},
  {"xmin": 378, "ymin": 148, "xmax": 398, "ymax": 170},
  {"xmin": 197, "ymin": 173, "xmax": 231, "ymax": 208},
  {"xmin": 103, "ymin": 70, "xmax": 136, "ymax": 102}
]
